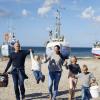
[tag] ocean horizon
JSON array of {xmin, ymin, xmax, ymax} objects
[
  {"xmin": 22, "ymin": 46, "xmax": 92, "ymax": 58},
  {"xmin": 0, "ymin": 46, "xmax": 93, "ymax": 58}
]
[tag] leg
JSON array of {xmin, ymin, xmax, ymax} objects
[
  {"xmin": 82, "ymin": 87, "xmax": 90, "ymax": 100},
  {"xmin": 53, "ymin": 71, "xmax": 61, "ymax": 99},
  {"xmin": 85, "ymin": 88, "xmax": 91, "ymax": 100},
  {"xmin": 39, "ymin": 71, "xmax": 45, "ymax": 82},
  {"xmin": 12, "ymin": 73, "xmax": 20, "ymax": 100},
  {"xmin": 72, "ymin": 78, "xmax": 77, "ymax": 98},
  {"xmin": 18, "ymin": 70, "xmax": 25, "ymax": 99},
  {"xmin": 48, "ymin": 72, "xmax": 54, "ymax": 100},
  {"xmin": 33, "ymin": 71, "xmax": 40, "ymax": 84},
  {"xmin": 68, "ymin": 77, "xmax": 74, "ymax": 100}
]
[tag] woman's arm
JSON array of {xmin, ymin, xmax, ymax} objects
[{"xmin": 43, "ymin": 54, "xmax": 51, "ymax": 63}]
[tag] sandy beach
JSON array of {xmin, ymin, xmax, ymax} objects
[{"xmin": 0, "ymin": 58, "xmax": 100, "ymax": 100}]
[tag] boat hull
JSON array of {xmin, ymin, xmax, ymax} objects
[
  {"xmin": 46, "ymin": 42, "xmax": 70, "ymax": 59},
  {"xmin": 1, "ymin": 44, "xmax": 12, "ymax": 57},
  {"xmin": 92, "ymin": 48, "xmax": 100, "ymax": 58}
]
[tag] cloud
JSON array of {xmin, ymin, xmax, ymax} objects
[
  {"xmin": 38, "ymin": 0, "xmax": 59, "ymax": 16},
  {"xmin": 0, "ymin": 9, "xmax": 11, "ymax": 17},
  {"xmin": 81, "ymin": 6, "xmax": 100, "ymax": 23},
  {"xmin": 22, "ymin": 9, "xmax": 30, "ymax": 17},
  {"xmin": 93, "ymin": 16, "xmax": 100, "ymax": 22},
  {"xmin": 81, "ymin": 6, "xmax": 94, "ymax": 19}
]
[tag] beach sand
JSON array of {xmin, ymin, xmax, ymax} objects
[{"xmin": 0, "ymin": 58, "xmax": 100, "ymax": 100}]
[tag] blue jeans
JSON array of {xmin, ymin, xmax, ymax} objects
[
  {"xmin": 81, "ymin": 86, "xmax": 92, "ymax": 100},
  {"xmin": 48, "ymin": 71, "xmax": 61, "ymax": 99},
  {"xmin": 33, "ymin": 71, "xmax": 44, "ymax": 81},
  {"xmin": 12, "ymin": 69, "xmax": 25, "ymax": 100}
]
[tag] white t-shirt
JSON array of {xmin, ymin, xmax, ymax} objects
[
  {"xmin": 30, "ymin": 51, "xmax": 42, "ymax": 71},
  {"xmin": 31, "ymin": 60, "xmax": 41, "ymax": 71}
]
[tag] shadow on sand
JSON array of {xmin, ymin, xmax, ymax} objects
[
  {"xmin": 25, "ymin": 93, "xmax": 49, "ymax": 100},
  {"xmin": 25, "ymin": 89, "xmax": 81, "ymax": 100}
]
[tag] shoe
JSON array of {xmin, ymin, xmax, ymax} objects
[
  {"xmin": 22, "ymin": 95, "xmax": 25, "ymax": 100},
  {"xmin": 41, "ymin": 75, "xmax": 45, "ymax": 82},
  {"xmin": 37, "ymin": 79, "xmax": 40, "ymax": 84},
  {"xmin": 48, "ymin": 94, "xmax": 52, "ymax": 100},
  {"xmin": 16, "ymin": 98, "xmax": 20, "ymax": 100}
]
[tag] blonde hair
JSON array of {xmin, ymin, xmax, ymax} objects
[
  {"xmin": 82, "ymin": 64, "xmax": 88, "ymax": 71},
  {"xmin": 70, "ymin": 56, "xmax": 77, "ymax": 63},
  {"xmin": 34, "ymin": 55, "xmax": 40, "ymax": 61}
]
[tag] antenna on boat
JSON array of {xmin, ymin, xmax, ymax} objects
[{"xmin": 55, "ymin": 9, "xmax": 61, "ymax": 39}]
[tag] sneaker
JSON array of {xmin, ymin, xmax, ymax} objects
[{"xmin": 41, "ymin": 75, "xmax": 45, "ymax": 82}]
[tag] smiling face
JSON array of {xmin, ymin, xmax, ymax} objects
[
  {"xmin": 14, "ymin": 42, "xmax": 20, "ymax": 52},
  {"xmin": 54, "ymin": 45, "xmax": 60, "ymax": 54},
  {"xmin": 34, "ymin": 55, "xmax": 40, "ymax": 61},
  {"xmin": 82, "ymin": 65, "xmax": 88, "ymax": 74},
  {"xmin": 71, "ymin": 56, "xmax": 77, "ymax": 64}
]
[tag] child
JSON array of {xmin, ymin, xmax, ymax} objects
[
  {"xmin": 66, "ymin": 56, "xmax": 81, "ymax": 100},
  {"xmin": 75, "ymin": 64, "xmax": 95, "ymax": 100},
  {"xmin": 30, "ymin": 50, "xmax": 45, "ymax": 84}
]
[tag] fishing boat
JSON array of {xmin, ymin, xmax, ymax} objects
[
  {"xmin": 1, "ymin": 32, "xmax": 18, "ymax": 57},
  {"xmin": 92, "ymin": 41, "xmax": 100, "ymax": 58},
  {"xmin": 45, "ymin": 10, "xmax": 70, "ymax": 59}
]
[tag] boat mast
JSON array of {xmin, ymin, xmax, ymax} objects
[{"xmin": 55, "ymin": 10, "xmax": 61, "ymax": 38}]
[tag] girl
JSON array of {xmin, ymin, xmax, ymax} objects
[
  {"xmin": 30, "ymin": 50, "xmax": 45, "ymax": 84},
  {"xmin": 66, "ymin": 56, "xmax": 81, "ymax": 100}
]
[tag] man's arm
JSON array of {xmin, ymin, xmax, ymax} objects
[
  {"xmin": 25, "ymin": 49, "xmax": 34, "ymax": 56},
  {"xmin": 4, "ymin": 56, "xmax": 12, "ymax": 73}
]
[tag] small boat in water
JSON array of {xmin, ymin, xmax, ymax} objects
[
  {"xmin": 45, "ymin": 10, "xmax": 70, "ymax": 59},
  {"xmin": 1, "ymin": 32, "xmax": 18, "ymax": 57},
  {"xmin": 92, "ymin": 41, "xmax": 100, "ymax": 58}
]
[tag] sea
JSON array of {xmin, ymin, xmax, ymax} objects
[
  {"xmin": 0, "ymin": 47, "xmax": 93, "ymax": 58},
  {"xmin": 22, "ymin": 47, "xmax": 92, "ymax": 58}
]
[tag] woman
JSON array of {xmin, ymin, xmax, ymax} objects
[
  {"xmin": 66, "ymin": 56, "xmax": 81, "ymax": 100},
  {"xmin": 45, "ymin": 45, "xmax": 67, "ymax": 100}
]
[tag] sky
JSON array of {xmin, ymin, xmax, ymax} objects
[{"xmin": 0, "ymin": 0, "xmax": 100, "ymax": 47}]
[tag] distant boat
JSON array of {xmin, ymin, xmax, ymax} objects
[
  {"xmin": 45, "ymin": 10, "xmax": 70, "ymax": 59},
  {"xmin": 1, "ymin": 32, "xmax": 18, "ymax": 57},
  {"xmin": 92, "ymin": 41, "xmax": 100, "ymax": 58}
]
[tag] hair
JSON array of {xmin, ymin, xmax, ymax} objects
[
  {"xmin": 34, "ymin": 55, "xmax": 40, "ymax": 61},
  {"xmin": 72, "ymin": 56, "xmax": 77, "ymax": 60},
  {"xmin": 14, "ymin": 41, "xmax": 20, "ymax": 46},
  {"xmin": 82, "ymin": 64, "xmax": 88, "ymax": 71},
  {"xmin": 54, "ymin": 45, "xmax": 60, "ymax": 50},
  {"xmin": 70, "ymin": 56, "xmax": 77, "ymax": 63}
]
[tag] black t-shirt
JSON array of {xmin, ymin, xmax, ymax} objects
[
  {"xmin": 67, "ymin": 64, "xmax": 81, "ymax": 75},
  {"xmin": 5, "ymin": 50, "xmax": 30, "ymax": 73}
]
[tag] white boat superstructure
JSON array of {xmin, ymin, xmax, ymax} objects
[
  {"xmin": 46, "ymin": 10, "xmax": 70, "ymax": 59},
  {"xmin": 1, "ymin": 32, "xmax": 18, "ymax": 57}
]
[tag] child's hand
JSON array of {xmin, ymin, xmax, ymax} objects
[
  {"xmin": 63, "ymin": 59, "xmax": 67, "ymax": 66},
  {"xmin": 29, "ymin": 49, "xmax": 32, "ymax": 52}
]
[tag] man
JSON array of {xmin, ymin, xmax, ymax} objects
[{"xmin": 4, "ymin": 42, "xmax": 32, "ymax": 100}]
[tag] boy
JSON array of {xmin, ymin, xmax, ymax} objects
[{"xmin": 75, "ymin": 64, "xmax": 95, "ymax": 100}]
